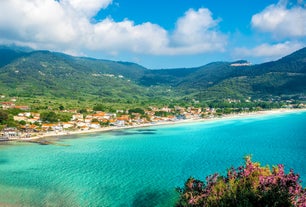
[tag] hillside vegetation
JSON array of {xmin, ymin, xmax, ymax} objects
[{"xmin": 0, "ymin": 45, "xmax": 305, "ymax": 108}]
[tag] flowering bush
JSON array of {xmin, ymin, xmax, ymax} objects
[{"xmin": 176, "ymin": 156, "xmax": 306, "ymax": 207}]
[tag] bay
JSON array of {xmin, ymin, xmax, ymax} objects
[{"xmin": 0, "ymin": 111, "xmax": 305, "ymax": 206}]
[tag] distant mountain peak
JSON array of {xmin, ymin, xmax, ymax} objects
[
  {"xmin": 0, "ymin": 44, "xmax": 33, "ymax": 53},
  {"xmin": 279, "ymin": 47, "xmax": 306, "ymax": 62}
]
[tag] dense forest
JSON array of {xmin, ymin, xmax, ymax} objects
[{"xmin": 0, "ymin": 45, "xmax": 305, "ymax": 108}]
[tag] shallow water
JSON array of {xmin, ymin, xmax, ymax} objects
[{"xmin": 0, "ymin": 111, "xmax": 305, "ymax": 206}]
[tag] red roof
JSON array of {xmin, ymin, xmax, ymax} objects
[{"xmin": 1, "ymin": 102, "xmax": 14, "ymax": 105}]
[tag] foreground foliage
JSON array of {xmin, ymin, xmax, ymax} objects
[{"xmin": 176, "ymin": 156, "xmax": 306, "ymax": 207}]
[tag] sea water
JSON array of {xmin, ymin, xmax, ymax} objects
[{"xmin": 0, "ymin": 111, "xmax": 305, "ymax": 206}]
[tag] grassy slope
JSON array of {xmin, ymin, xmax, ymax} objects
[{"xmin": 0, "ymin": 47, "xmax": 305, "ymax": 108}]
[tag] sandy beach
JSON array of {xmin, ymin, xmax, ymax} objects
[{"xmin": 7, "ymin": 108, "xmax": 306, "ymax": 143}]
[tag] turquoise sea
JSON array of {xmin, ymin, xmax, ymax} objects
[{"xmin": 0, "ymin": 111, "xmax": 305, "ymax": 206}]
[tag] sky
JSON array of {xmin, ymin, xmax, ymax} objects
[{"xmin": 0, "ymin": 0, "xmax": 305, "ymax": 69}]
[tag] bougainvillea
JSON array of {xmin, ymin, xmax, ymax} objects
[{"xmin": 176, "ymin": 156, "xmax": 306, "ymax": 207}]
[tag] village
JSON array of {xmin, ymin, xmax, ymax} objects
[
  {"xmin": 0, "ymin": 100, "xmax": 208, "ymax": 140},
  {"xmin": 1, "ymin": 96, "xmax": 304, "ymax": 141}
]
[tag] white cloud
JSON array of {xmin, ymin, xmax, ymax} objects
[
  {"xmin": 61, "ymin": 0, "xmax": 112, "ymax": 18},
  {"xmin": 0, "ymin": 1, "xmax": 227, "ymax": 56},
  {"xmin": 0, "ymin": 0, "xmax": 78, "ymax": 46},
  {"xmin": 234, "ymin": 41, "xmax": 304, "ymax": 60},
  {"xmin": 169, "ymin": 8, "xmax": 227, "ymax": 54},
  {"xmin": 89, "ymin": 18, "xmax": 169, "ymax": 54},
  {"xmin": 251, "ymin": 1, "xmax": 306, "ymax": 38},
  {"xmin": 90, "ymin": 8, "xmax": 227, "ymax": 55}
]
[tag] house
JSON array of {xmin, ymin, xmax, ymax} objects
[
  {"xmin": 27, "ymin": 117, "xmax": 40, "ymax": 124},
  {"xmin": 31, "ymin": 113, "xmax": 40, "ymax": 118},
  {"xmin": 41, "ymin": 124, "xmax": 62, "ymax": 131},
  {"xmin": 131, "ymin": 113, "xmax": 141, "ymax": 120},
  {"xmin": 13, "ymin": 116, "xmax": 27, "ymax": 122},
  {"xmin": 23, "ymin": 112, "xmax": 31, "ymax": 117},
  {"xmin": 13, "ymin": 112, "xmax": 40, "ymax": 123},
  {"xmin": 189, "ymin": 107, "xmax": 202, "ymax": 114},
  {"xmin": 1, "ymin": 102, "xmax": 15, "ymax": 109},
  {"xmin": 167, "ymin": 115, "xmax": 176, "ymax": 121},
  {"xmin": 84, "ymin": 115, "xmax": 93, "ymax": 123},
  {"xmin": 1, "ymin": 128, "xmax": 19, "ymax": 138},
  {"xmin": 28, "ymin": 124, "xmax": 38, "ymax": 131},
  {"xmin": 66, "ymin": 109, "xmax": 78, "ymax": 113},
  {"xmin": 72, "ymin": 113, "xmax": 84, "ymax": 121},
  {"xmin": 113, "ymin": 120, "xmax": 125, "ymax": 127},
  {"xmin": 149, "ymin": 106, "xmax": 158, "ymax": 111},
  {"xmin": 184, "ymin": 113, "xmax": 193, "ymax": 119},
  {"xmin": 160, "ymin": 107, "xmax": 172, "ymax": 113},
  {"xmin": 89, "ymin": 122, "xmax": 101, "ymax": 129},
  {"xmin": 92, "ymin": 112, "xmax": 106, "ymax": 121},
  {"xmin": 145, "ymin": 110, "xmax": 155, "ymax": 116},
  {"xmin": 20, "ymin": 124, "xmax": 38, "ymax": 133},
  {"xmin": 14, "ymin": 105, "xmax": 30, "ymax": 110},
  {"xmin": 175, "ymin": 106, "xmax": 186, "ymax": 114},
  {"xmin": 76, "ymin": 122, "xmax": 87, "ymax": 128},
  {"xmin": 106, "ymin": 113, "xmax": 116, "ymax": 119},
  {"xmin": 117, "ymin": 115, "xmax": 130, "ymax": 121},
  {"xmin": 92, "ymin": 112, "xmax": 105, "ymax": 117},
  {"xmin": 62, "ymin": 122, "xmax": 74, "ymax": 129},
  {"xmin": 79, "ymin": 125, "xmax": 89, "ymax": 131}
]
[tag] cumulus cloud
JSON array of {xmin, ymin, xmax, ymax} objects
[
  {"xmin": 89, "ymin": 18, "xmax": 169, "ymax": 54},
  {"xmin": 169, "ymin": 8, "xmax": 227, "ymax": 54},
  {"xmin": 251, "ymin": 1, "xmax": 306, "ymax": 38},
  {"xmin": 61, "ymin": 0, "xmax": 112, "ymax": 18},
  {"xmin": 0, "ymin": 0, "xmax": 78, "ymax": 48},
  {"xmin": 0, "ymin": 0, "xmax": 227, "ymax": 56},
  {"xmin": 234, "ymin": 41, "xmax": 304, "ymax": 60}
]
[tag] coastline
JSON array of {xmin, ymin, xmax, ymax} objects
[{"xmin": 6, "ymin": 108, "xmax": 306, "ymax": 143}]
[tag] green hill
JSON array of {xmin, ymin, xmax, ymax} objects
[
  {"xmin": 174, "ymin": 48, "xmax": 306, "ymax": 100},
  {"xmin": 0, "ymin": 49, "xmax": 176, "ymax": 106},
  {"xmin": 0, "ymin": 46, "xmax": 305, "ymax": 107}
]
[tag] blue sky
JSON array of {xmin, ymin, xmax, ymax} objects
[{"xmin": 0, "ymin": 0, "xmax": 305, "ymax": 68}]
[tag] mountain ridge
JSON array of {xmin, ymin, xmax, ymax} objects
[{"xmin": 0, "ymin": 45, "xmax": 305, "ymax": 106}]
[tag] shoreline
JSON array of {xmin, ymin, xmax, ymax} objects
[{"xmin": 5, "ymin": 108, "xmax": 306, "ymax": 144}]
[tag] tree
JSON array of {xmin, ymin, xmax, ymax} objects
[
  {"xmin": 79, "ymin": 108, "xmax": 87, "ymax": 114},
  {"xmin": 19, "ymin": 120, "xmax": 26, "ymax": 125},
  {"xmin": 40, "ymin": 111, "xmax": 58, "ymax": 123},
  {"xmin": 34, "ymin": 121, "xmax": 41, "ymax": 126},
  {"xmin": 93, "ymin": 104, "xmax": 108, "ymax": 111},
  {"xmin": 7, "ymin": 108, "xmax": 22, "ymax": 115},
  {"xmin": 154, "ymin": 111, "xmax": 169, "ymax": 117},
  {"xmin": 92, "ymin": 118, "xmax": 99, "ymax": 123},
  {"xmin": 128, "ymin": 108, "xmax": 145, "ymax": 115},
  {"xmin": 57, "ymin": 113, "xmax": 72, "ymax": 122},
  {"xmin": 0, "ymin": 110, "xmax": 8, "ymax": 124}
]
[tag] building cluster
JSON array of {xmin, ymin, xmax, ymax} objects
[
  {"xmin": 1, "ymin": 103, "xmax": 211, "ymax": 139},
  {"xmin": 1, "ymin": 95, "xmax": 303, "ymax": 139},
  {"xmin": 1, "ymin": 102, "xmax": 30, "ymax": 110}
]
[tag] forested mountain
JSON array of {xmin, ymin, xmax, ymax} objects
[
  {"xmin": 0, "ymin": 45, "xmax": 305, "ymax": 106},
  {"xmin": 140, "ymin": 47, "xmax": 306, "ymax": 100},
  {"xmin": 0, "ymin": 48, "xmax": 155, "ymax": 104}
]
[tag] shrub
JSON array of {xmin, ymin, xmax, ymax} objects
[{"xmin": 176, "ymin": 156, "xmax": 306, "ymax": 207}]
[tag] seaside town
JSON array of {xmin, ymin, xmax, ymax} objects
[
  {"xmin": 0, "ymin": 100, "xmax": 203, "ymax": 141},
  {"xmin": 0, "ymin": 97, "xmax": 305, "ymax": 141}
]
